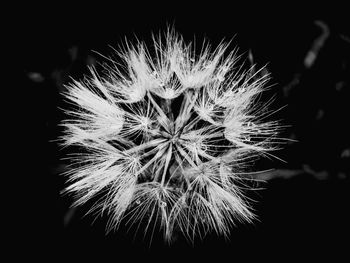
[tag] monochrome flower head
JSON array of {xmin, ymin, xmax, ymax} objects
[{"xmin": 60, "ymin": 28, "xmax": 285, "ymax": 242}]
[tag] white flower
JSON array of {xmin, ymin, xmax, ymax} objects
[{"xmin": 60, "ymin": 29, "xmax": 285, "ymax": 243}]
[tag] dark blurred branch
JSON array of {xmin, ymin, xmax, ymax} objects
[
  {"xmin": 304, "ymin": 20, "xmax": 330, "ymax": 68},
  {"xmin": 283, "ymin": 20, "xmax": 330, "ymax": 98},
  {"xmin": 340, "ymin": 34, "xmax": 350, "ymax": 44},
  {"xmin": 253, "ymin": 165, "xmax": 348, "ymax": 181}
]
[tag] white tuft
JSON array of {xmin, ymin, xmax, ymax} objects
[{"xmin": 60, "ymin": 29, "xmax": 286, "ymax": 243}]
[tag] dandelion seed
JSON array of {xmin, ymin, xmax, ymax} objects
[
  {"xmin": 217, "ymin": 75, "xmax": 225, "ymax": 82},
  {"xmin": 60, "ymin": 28, "xmax": 286, "ymax": 243}
]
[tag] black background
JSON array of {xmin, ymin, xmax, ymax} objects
[{"xmin": 17, "ymin": 3, "xmax": 349, "ymax": 261}]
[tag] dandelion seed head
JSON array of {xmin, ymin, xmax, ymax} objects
[{"xmin": 60, "ymin": 28, "xmax": 285, "ymax": 243}]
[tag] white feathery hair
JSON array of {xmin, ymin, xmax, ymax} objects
[{"xmin": 60, "ymin": 28, "xmax": 285, "ymax": 243}]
